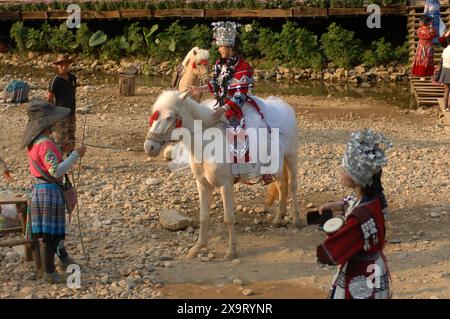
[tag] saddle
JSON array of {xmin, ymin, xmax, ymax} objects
[
  {"xmin": 225, "ymin": 115, "xmax": 274, "ymax": 185},
  {"xmin": 171, "ymin": 64, "xmax": 185, "ymax": 90}
]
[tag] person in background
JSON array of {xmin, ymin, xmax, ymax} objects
[
  {"xmin": 20, "ymin": 98, "xmax": 86, "ymax": 283},
  {"xmin": 412, "ymin": 15, "xmax": 437, "ymax": 81},
  {"xmin": 316, "ymin": 129, "xmax": 393, "ymax": 299},
  {"xmin": 437, "ymin": 36, "xmax": 450, "ymax": 111},
  {"xmin": 48, "ymin": 54, "xmax": 77, "ymax": 153},
  {"xmin": 424, "ymin": 0, "xmax": 442, "ymax": 44}
]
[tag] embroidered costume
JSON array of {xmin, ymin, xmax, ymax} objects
[
  {"xmin": 21, "ymin": 98, "xmax": 81, "ymax": 283},
  {"xmin": 412, "ymin": 25, "xmax": 437, "ymax": 77},
  {"xmin": 316, "ymin": 129, "xmax": 393, "ymax": 299}
]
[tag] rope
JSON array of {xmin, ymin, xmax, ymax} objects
[
  {"xmin": 82, "ymin": 142, "xmax": 135, "ymax": 151},
  {"xmin": 70, "ymin": 112, "xmax": 101, "ymax": 278}
]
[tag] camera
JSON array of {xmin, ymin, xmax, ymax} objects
[{"xmin": 306, "ymin": 208, "xmax": 333, "ymax": 226}]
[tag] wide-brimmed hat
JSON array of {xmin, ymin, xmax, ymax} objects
[
  {"xmin": 53, "ymin": 54, "xmax": 73, "ymax": 65},
  {"xmin": 20, "ymin": 98, "xmax": 70, "ymax": 149}
]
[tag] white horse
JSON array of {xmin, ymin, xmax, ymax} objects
[{"xmin": 144, "ymin": 91, "xmax": 300, "ymax": 259}]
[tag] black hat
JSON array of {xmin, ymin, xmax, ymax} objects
[{"xmin": 20, "ymin": 98, "xmax": 70, "ymax": 149}]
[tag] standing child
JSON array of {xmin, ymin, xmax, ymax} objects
[{"xmin": 315, "ymin": 129, "xmax": 393, "ymax": 299}]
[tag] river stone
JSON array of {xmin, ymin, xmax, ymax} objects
[
  {"xmin": 242, "ymin": 289, "xmax": 253, "ymax": 296},
  {"xmin": 159, "ymin": 209, "xmax": 192, "ymax": 231},
  {"xmin": 254, "ymin": 207, "xmax": 265, "ymax": 214},
  {"xmin": 355, "ymin": 65, "xmax": 365, "ymax": 74},
  {"xmin": 145, "ymin": 178, "xmax": 159, "ymax": 186}
]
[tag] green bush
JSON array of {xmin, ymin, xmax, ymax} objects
[
  {"xmin": 320, "ymin": 23, "xmax": 362, "ymax": 68},
  {"xmin": 362, "ymin": 37, "xmax": 393, "ymax": 67},
  {"xmin": 45, "ymin": 23, "xmax": 76, "ymax": 53},
  {"xmin": 330, "ymin": 0, "xmax": 363, "ymax": 7},
  {"xmin": 100, "ymin": 36, "xmax": 123, "ymax": 61},
  {"xmin": 10, "ymin": 21, "xmax": 28, "ymax": 53},
  {"xmin": 8, "ymin": 19, "xmax": 406, "ymax": 72},
  {"xmin": 258, "ymin": 21, "xmax": 321, "ymax": 68},
  {"xmin": 123, "ymin": 22, "xmax": 144, "ymax": 55},
  {"xmin": 393, "ymin": 41, "xmax": 409, "ymax": 64},
  {"xmin": 188, "ymin": 24, "xmax": 211, "ymax": 50},
  {"xmin": 239, "ymin": 22, "xmax": 262, "ymax": 59}
]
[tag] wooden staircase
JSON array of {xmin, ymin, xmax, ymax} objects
[{"xmin": 408, "ymin": 5, "xmax": 450, "ymax": 107}]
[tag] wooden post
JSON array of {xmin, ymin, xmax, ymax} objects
[
  {"xmin": 118, "ymin": 74, "xmax": 136, "ymax": 96},
  {"xmin": 17, "ymin": 203, "xmax": 32, "ymax": 262}
]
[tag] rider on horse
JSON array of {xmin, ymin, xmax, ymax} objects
[
  {"xmin": 189, "ymin": 21, "xmax": 264, "ymax": 127},
  {"xmin": 189, "ymin": 21, "xmax": 273, "ymax": 184}
]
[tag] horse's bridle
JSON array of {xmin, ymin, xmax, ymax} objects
[
  {"xmin": 146, "ymin": 113, "xmax": 182, "ymax": 146},
  {"xmin": 193, "ymin": 59, "xmax": 210, "ymax": 83}
]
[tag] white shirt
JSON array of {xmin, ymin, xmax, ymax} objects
[{"xmin": 443, "ymin": 46, "xmax": 450, "ymax": 68}]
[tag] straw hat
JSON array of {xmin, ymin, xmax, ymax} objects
[
  {"xmin": 20, "ymin": 98, "xmax": 70, "ymax": 149},
  {"xmin": 53, "ymin": 54, "xmax": 73, "ymax": 65}
]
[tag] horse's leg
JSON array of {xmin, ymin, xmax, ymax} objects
[
  {"xmin": 273, "ymin": 160, "xmax": 288, "ymax": 227},
  {"xmin": 220, "ymin": 182, "xmax": 237, "ymax": 260},
  {"xmin": 285, "ymin": 153, "xmax": 301, "ymax": 227},
  {"xmin": 187, "ymin": 181, "xmax": 213, "ymax": 258}
]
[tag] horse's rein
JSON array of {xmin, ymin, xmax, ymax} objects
[{"xmin": 146, "ymin": 116, "xmax": 182, "ymax": 145}]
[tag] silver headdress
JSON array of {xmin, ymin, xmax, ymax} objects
[
  {"xmin": 342, "ymin": 129, "xmax": 393, "ymax": 187},
  {"xmin": 212, "ymin": 21, "xmax": 240, "ymax": 47}
]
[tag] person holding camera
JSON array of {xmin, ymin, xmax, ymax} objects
[{"xmin": 314, "ymin": 129, "xmax": 392, "ymax": 299}]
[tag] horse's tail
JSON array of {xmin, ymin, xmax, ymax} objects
[{"xmin": 265, "ymin": 162, "xmax": 288, "ymax": 206}]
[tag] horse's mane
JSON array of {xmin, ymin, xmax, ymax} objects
[
  {"xmin": 152, "ymin": 90, "xmax": 180, "ymax": 113},
  {"xmin": 181, "ymin": 47, "xmax": 210, "ymax": 68},
  {"xmin": 153, "ymin": 90, "xmax": 213, "ymax": 122}
]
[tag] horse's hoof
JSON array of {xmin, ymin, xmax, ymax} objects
[
  {"xmin": 292, "ymin": 219, "xmax": 303, "ymax": 229},
  {"xmin": 272, "ymin": 218, "xmax": 284, "ymax": 228},
  {"xmin": 187, "ymin": 248, "xmax": 199, "ymax": 259},
  {"xmin": 225, "ymin": 251, "xmax": 238, "ymax": 260}
]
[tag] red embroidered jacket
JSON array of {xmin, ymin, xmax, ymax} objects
[
  {"xmin": 207, "ymin": 57, "xmax": 255, "ymax": 120},
  {"xmin": 316, "ymin": 196, "xmax": 386, "ymax": 266}
]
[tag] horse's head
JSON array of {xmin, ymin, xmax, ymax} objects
[
  {"xmin": 144, "ymin": 90, "xmax": 189, "ymax": 157},
  {"xmin": 183, "ymin": 47, "xmax": 210, "ymax": 82}
]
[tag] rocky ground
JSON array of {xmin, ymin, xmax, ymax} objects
[{"xmin": 0, "ymin": 66, "xmax": 449, "ymax": 299}]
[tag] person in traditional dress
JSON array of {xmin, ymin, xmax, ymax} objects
[
  {"xmin": 189, "ymin": 21, "xmax": 273, "ymax": 184},
  {"xmin": 0, "ymin": 157, "xmax": 11, "ymax": 180},
  {"xmin": 315, "ymin": 129, "xmax": 393, "ymax": 299},
  {"xmin": 424, "ymin": 0, "xmax": 443, "ymax": 44},
  {"xmin": 412, "ymin": 15, "xmax": 437, "ymax": 80},
  {"xmin": 21, "ymin": 98, "xmax": 86, "ymax": 283}
]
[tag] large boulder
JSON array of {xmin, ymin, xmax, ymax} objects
[{"xmin": 159, "ymin": 209, "xmax": 192, "ymax": 231}]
